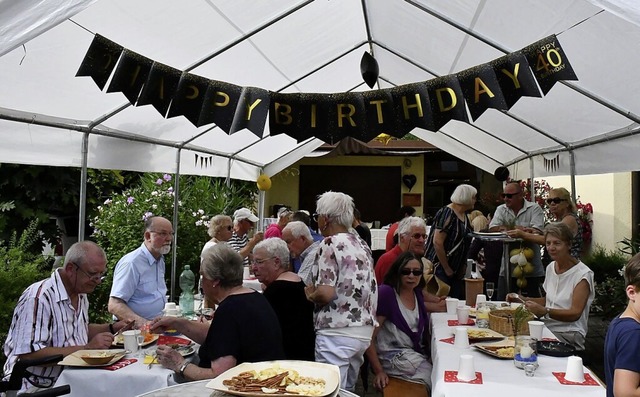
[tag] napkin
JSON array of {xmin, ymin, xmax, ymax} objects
[
  {"xmin": 542, "ymin": 337, "xmax": 559, "ymax": 342},
  {"xmin": 448, "ymin": 319, "xmax": 476, "ymax": 326},
  {"xmin": 157, "ymin": 335, "xmax": 191, "ymax": 346},
  {"xmin": 552, "ymin": 372, "xmax": 600, "ymax": 386},
  {"xmin": 102, "ymin": 358, "xmax": 136, "ymax": 371},
  {"xmin": 144, "ymin": 355, "xmax": 159, "ymax": 365},
  {"xmin": 444, "ymin": 370, "xmax": 483, "ymax": 384},
  {"xmin": 439, "ymin": 337, "xmax": 455, "ymax": 345}
]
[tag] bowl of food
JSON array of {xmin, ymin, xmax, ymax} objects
[{"xmin": 80, "ymin": 351, "xmax": 117, "ymax": 365}]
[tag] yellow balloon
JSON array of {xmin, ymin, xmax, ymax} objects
[
  {"xmin": 373, "ymin": 133, "xmax": 393, "ymax": 145},
  {"xmin": 256, "ymin": 174, "xmax": 272, "ymax": 191}
]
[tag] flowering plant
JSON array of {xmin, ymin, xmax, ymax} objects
[
  {"xmin": 89, "ymin": 173, "xmax": 256, "ymax": 321},
  {"xmin": 575, "ymin": 198, "xmax": 593, "ymax": 248}
]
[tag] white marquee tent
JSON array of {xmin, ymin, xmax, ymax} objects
[{"xmin": 1, "ymin": 0, "xmax": 640, "ymax": 182}]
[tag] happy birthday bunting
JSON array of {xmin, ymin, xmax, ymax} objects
[
  {"xmin": 523, "ymin": 34, "xmax": 578, "ymax": 95},
  {"xmin": 106, "ymin": 50, "xmax": 153, "ymax": 105},
  {"xmin": 76, "ymin": 34, "xmax": 123, "ymax": 90},
  {"xmin": 167, "ymin": 73, "xmax": 211, "ymax": 126},
  {"xmin": 492, "ymin": 52, "xmax": 541, "ymax": 109},
  {"xmin": 136, "ymin": 62, "xmax": 181, "ymax": 117},
  {"xmin": 457, "ymin": 64, "xmax": 508, "ymax": 121}
]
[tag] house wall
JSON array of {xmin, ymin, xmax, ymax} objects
[{"xmin": 544, "ymin": 173, "xmax": 633, "ymax": 252}]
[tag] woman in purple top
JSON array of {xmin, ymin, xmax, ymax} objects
[
  {"xmin": 366, "ymin": 251, "xmax": 432, "ymax": 394},
  {"xmin": 604, "ymin": 252, "xmax": 640, "ymax": 397}
]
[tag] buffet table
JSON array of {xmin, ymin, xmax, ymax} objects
[{"xmin": 429, "ymin": 311, "xmax": 605, "ymax": 397}]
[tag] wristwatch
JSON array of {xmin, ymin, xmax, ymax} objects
[
  {"xmin": 178, "ymin": 360, "xmax": 190, "ymax": 377},
  {"xmin": 543, "ymin": 307, "xmax": 551, "ymax": 319}
]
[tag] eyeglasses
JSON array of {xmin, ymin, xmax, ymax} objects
[
  {"xmin": 251, "ymin": 257, "xmax": 275, "ymax": 265},
  {"xmin": 501, "ymin": 192, "xmax": 519, "ymax": 198},
  {"xmin": 312, "ymin": 213, "xmax": 320, "ymax": 222},
  {"xmin": 546, "ymin": 198, "xmax": 567, "ymax": 204},
  {"xmin": 223, "ymin": 225, "xmax": 232, "ymax": 231},
  {"xmin": 400, "ymin": 269, "xmax": 423, "ymax": 276},
  {"xmin": 410, "ymin": 233, "xmax": 428, "ymax": 240},
  {"xmin": 75, "ymin": 263, "xmax": 106, "ymax": 282},
  {"xmin": 150, "ymin": 230, "xmax": 174, "ymax": 238}
]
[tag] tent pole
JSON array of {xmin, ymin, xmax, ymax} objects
[
  {"xmin": 78, "ymin": 132, "xmax": 89, "ymax": 242},
  {"xmin": 529, "ymin": 158, "xmax": 535, "ymax": 203},
  {"xmin": 170, "ymin": 150, "xmax": 182, "ymax": 302},
  {"xmin": 258, "ymin": 190, "xmax": 266, "ymax": 231},
  {"xmin": 570, "ymin": 151, "xmax": 577, "ymax": 203}
]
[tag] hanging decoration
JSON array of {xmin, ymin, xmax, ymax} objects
[
  {"xmin": 402, "ymin": 174, "xmax": 417, "ymax": 191},
  {"xmin": 360, "ymin": 51, "xmax": 379, "ymax": 89},
  {"xmin": 256, "ymin": 174, "xmax": 272, "ymax": 191},
  {"xmin": 77, "ymin": 34, "xmax": 576, "ymax": 145}
]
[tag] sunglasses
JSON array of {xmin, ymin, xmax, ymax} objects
[
  {"xmin": 400, "ymin": 269, "xmax": 423, "ymax": 276},
  {"xmin": 410, "ymin": 233, "xmax": 428, "ymax": 240},
  {"xmin": 546, "ymin": 198, "xmax": 567, "ymax": 204},
  {"xmin": 225, "ymin": 225, "xmax": 232, "ymax": 230},
  {"xmin": 501, "ymin": 192, "xmax": 519, "ymax": 199}
]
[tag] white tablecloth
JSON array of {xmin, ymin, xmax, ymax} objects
[
  {"xmin": 243, "ymin": 277, "xmax": 263, "ymax": 292},
  {"xmin": 54, "ymin": 354, "xmax": 176, "ymax": 397},
  {"xmin": 429, "ymin": 311, "xmax": 605, "ymax": 397}
]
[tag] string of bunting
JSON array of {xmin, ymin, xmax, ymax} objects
[{"xmin": 77, "ymin": 34, "xmax": 577, "ymax": 144}]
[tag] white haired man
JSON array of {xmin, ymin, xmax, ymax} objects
[{"xmin": 282, "ymin": 221, "xmax": 320, "ymax": 285}]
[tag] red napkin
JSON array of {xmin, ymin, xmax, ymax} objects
[
  {"xmin": 157, "ymin": 335, "xmax": 191, "ymax": 346},
  {"xmin": 552, "ymin": 372, "xmax": 599, "ymax": 386},
  {"xmin": 542, "ymin": 337, "xmax": 559, "ymax": 342},
  {"xmin": 448, "ymin": 319, "xmax": 476, "ymax": 326},
  {"xmin": 439, "ymin": 337, "xmax": 455, "ymax": 345},
  {"xmin": 444, "ymin": 370, "xmax": 483, "ymax": 384},
  {"xmin": 102, "ymin": 358, "xmax": 136, "ymax": 371}
]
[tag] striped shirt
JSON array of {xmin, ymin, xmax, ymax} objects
[
  {"xmin": 2, "ymin": 269, "xmax": 89, "ymax": 392},
  {"xmin": 228, "ymin": 232, "xmax": 249, "ymax": 266}
]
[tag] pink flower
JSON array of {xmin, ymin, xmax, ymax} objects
[
  {"xmin": 163, "ymin": 174, "xmax": 172, "ymax": 182},
  {"xmin": 155, "ymin": 178, "xmax": 163, "ymax": 185},
  {"xmin": 127, "ymin": 196, "xmax": 134, "ymax": 204}
]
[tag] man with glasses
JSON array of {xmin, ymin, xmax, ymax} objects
[
  {"xmin": 375, "ymin": 216, "xmax": 446, "ymax": 312},
  {"xmin": 228, "ymin": 207, "xmax": 264, "ymax": 266},
  {"xmin": 3, "ymin": 241, "xmax": 130, "ymax": 393},
  {"xmin": 109, "ymin": 216, "xmax": 173, "ymax": 324},
  {"xmin": 489, "ymin": 182, "xmax": 545, "ymax": 299}
]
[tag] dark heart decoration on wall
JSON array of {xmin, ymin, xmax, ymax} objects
[
  {"xmin": 402, "ymin": 174, "xmax": 417, "ymax": 191},
  {"xmin": 494, "ymin": 166, "xmax": 510, "ymax": 182}
]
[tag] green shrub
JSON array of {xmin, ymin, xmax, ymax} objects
[
  {"xmin": 584, "ymin": 244, "xmax": 629, "ymax": 320},
  {"xmin": 90, "ymin": 174, "xmax": 256, "ymax": 322},
  {"xmin": 582, "ymin": 244, "xmax": 627, "ymax": 283}
]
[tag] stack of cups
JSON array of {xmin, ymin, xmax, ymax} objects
[
  {"xmin": 475, "ymin": 294, "xmax": 487, "ymax": 306},
  {"xmin": 565, "ymin": 356, "xmax": 585, "ymax": 383},
  {"xmin": 445, "ymin": 297, "xmax": 459, "ymax": 314},
  {"xmin": 457, "ymin": 306, "xmax": 470, "ymax": 325},
  {"xmin": 457, "ymin": 354, "xmax": 476, "ymax": 381},
  {"xmin": 454, "ymin": 327, "xmax": 469, "ymax": 349}
]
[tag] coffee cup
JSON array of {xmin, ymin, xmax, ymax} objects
[
  {"xmin": 454, "ymin": 327, "xmax": 469, "ymax": 349},
  {"xmin": 528, "ymin": 320, "xmax": 544, "ymax": 340},
  {"xmin": 565, "ymin": 356, "xmax": 585, "ymax": 383},
  {"xmin": 456, "ymin": 306, "xmax": 470, "ymax": 325},
  {"xmin": 475, "ymin": 294, "xmax": 486, "ymax": 305},
  {"xmin": 457, "ymin": 354, "xmax": 476, "ymax": 381},
  {"xmin": 243, "ymin": 266, "xmax": 250, "ymax": 279},
  {"xmin": 445, "ymin": 297, "xmax": 459, "ymax": 314},
  {"xmin": 123, "ymin": 329, "xmax": 141, "ymax": 354}
]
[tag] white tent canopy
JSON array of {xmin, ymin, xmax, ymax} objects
[{"xmin": 1, "ymin": 0, "xmax": 640, "ymax": 182}]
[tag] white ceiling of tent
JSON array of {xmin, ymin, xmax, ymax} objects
[{"xmin": 1, "ymin": 0, "xmax": 640, "ymax": 181}]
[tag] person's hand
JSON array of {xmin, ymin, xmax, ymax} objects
[
  {"xmin": 156, "ymin": 345, "xmax": 185, "ymax": 371},
  {"xmin": 524, "ymin": 300, "xmax": 545, "ymax": 317},
  {"xmin": 304, "ymin": 285, "xmax": 316, "ymax": 302},
  {"xmin": 506, "ymin": 293, "xmax": 521, "ymax": 303},
  {"xmin": 149, "ymin": 316, "xmax": 176, "ymax": 334},
  {"xmin": 86, "ymin": 332, "xmax": 114, "ymax": 349},
  {"xmin": 252, "ymin": 232, "xmax": 264, "ymax": 243},
  {"xmin": 506, "ymin": 229, "xmax": 524, "ymax": 238},
  {"xmin": 373, "ymin": 371, "xmax": 389, "ymax": 390},
  {"xmin": 443, "ymin": 265, "xmax": 454, "ymax": 277}
]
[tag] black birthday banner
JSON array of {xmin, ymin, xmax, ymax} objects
[{"xmin": 77, "ymin": 34, "xmax": 577, "ymax": 144}]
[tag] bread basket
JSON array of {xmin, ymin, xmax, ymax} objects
[{"xmin": 488, "ymin": 309, "xmax": 532, "ymax": 336}]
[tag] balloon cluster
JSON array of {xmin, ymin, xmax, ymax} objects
[{"xmin": 509, "ymin": 247, "xmax": 535, "ymax": 288}]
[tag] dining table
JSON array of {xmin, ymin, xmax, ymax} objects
[
  {"xmin": 429, "ymin": 308, "xmax": 605, "ymax": 397},
  {"xmin": 135, "ymin": 379, "xmax": 359, "ymax": 397}
]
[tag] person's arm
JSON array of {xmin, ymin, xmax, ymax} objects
[
  {"xmin": 237, "ymin": 232, "xmax": 264, "ymax": 259},
  {"xmin": 613, "ymin": 369, "xmax": 640, "ymax": 397},
  {"xmin": 365, "ymin": 316, "xmax": 389, "ymax": 390},
  {"xmin": 432, "ymin": 229, "xmax": 453, "ymax": 277},
  {"xmin": 150, "ymin": 316, "xmax": 209, "ymax": 344},
  {"xmin": 423, "ymin": 291, "xmax": 447, "ymax": 312},
  {"xmin": 562, "ymin": 213, "xmax": 579, "ymax": 237},
  {"xmin": 523, "ymin": 279, "xmax": 590, "ymax": 321},
  {"xmin": 305, "ymin": 285, "xmax": 337, "ymax": 306},
  {"xmin": 506, "ymin": 229, "xmax": 545, "ymax": 245},
  {"xmin": 87, "ymin": 319, "xmax": 131, "ymax": 339},
  {"xmin": 108, "ymin": 297, "xmax": 147, "ymax": 325}
]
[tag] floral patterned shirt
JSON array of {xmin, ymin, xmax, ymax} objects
[{"xmin": 310, "ymin": 233, "xmax": 378, "ymax": 330}]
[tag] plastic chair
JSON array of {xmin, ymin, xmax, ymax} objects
[{"xmin": 0, "ymin": 355, "xmax": 70, "ymax": 397}]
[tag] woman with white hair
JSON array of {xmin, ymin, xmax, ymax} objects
[
  {"xmin": 201, "ymin": 214, "xmax": 233, "ymax": 254},
  {"xmin": 305, "ymin": 191, "xmax": 378, "ymax": 392},
  {"xmin": 424, "ymin": 184, "xmax": 477, "ymax": 298}
]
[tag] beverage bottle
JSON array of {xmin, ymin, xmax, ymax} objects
[{"xmin": 179, "ymin": 265, "xmax": 195, "ymax": 316}]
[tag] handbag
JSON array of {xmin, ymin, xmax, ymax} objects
[{"xmin": 422, "ymin": 234, "xmax": 465, "ymax": 297}]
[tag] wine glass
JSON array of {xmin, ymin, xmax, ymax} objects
[{"xmin": 486, "ymin": 282, "xmax": 495, "ymax": 301}]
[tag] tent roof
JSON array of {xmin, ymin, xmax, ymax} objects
[{"xmin": 1, "ymin": 0, "xmax": 640, "ymax": 180}]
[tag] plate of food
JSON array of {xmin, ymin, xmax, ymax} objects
[
  {"xmin": 113, "ymin": 333, "xmax": 159, "ymax": 347},
  {"xmin": 474, "ymin": 342, "xmax": 515, "ymax": 359},
  {"xmin": 58, "ymin": 349, "xmax": 127, "ymax": 367},
  {"xmin": 206, "ymin": 360, "xmax": 340, "ymax": 396},
  {"xmin": 536, "ymin": 340, "xmax": 576, "ymax": 357},
  {"xmin": 465, "ymin": 328, "xmax": 506, "ymax": 343}
]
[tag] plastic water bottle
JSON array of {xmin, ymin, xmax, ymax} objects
[{"xmin": 179, "ymin": 265, "xmax": 195, "ymax": 317}]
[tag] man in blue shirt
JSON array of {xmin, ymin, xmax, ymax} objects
[{"xmin": 109, "ymin": 216, "xmax": 173, "ymax": 323}]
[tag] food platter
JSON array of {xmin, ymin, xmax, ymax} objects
[
  {"xmin": 112, "ymin": 333, "xmax": 159, "ymax": 347},
  {"xmin": 206, "ymin": 360, "xmax": 340, "ymax": 397},
  {"xmin": 465, "ymin": 329, "xmax": 506, "ymax": 343},
  {"xmin": 58, "ymin": 349, "xmax": 127, "ymax": 367},
  {"xmin": 474, "ymin": 342, "xmax": 515, "ymax": 359}
]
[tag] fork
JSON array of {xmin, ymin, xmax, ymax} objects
[{"xmin": 147, "ymin": 351, "xmax": 157, "ymax": 370}]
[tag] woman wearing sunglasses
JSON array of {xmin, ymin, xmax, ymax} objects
[
  {"xmin": 202, "ymin": 214, "xmax": 234, "ymax": 254},
  {"xmin": 506, "ymin": 187, "xmax": 583, "ymax": 258},
  {"xmin": 366, "ymin": 251, "xmax": 431, "ymax": 396}
]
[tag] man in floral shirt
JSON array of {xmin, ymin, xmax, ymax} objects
[{"xmin": 305, "ymin": 191, "xmax": 378, "ymax": 392}]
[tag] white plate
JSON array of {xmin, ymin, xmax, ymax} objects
[
  {"xmin": 113, "ymin": 333, "xmax": 159, "ymax": 347},
  {"xmin": 457, "ymin": 328, "xmax": 506, "ymax": 342},
  {"xmin": 58, "ymin": 349, "xmax": 127, "ymax": 367},
  {"xmin": 474, "ymin": 341, "xmax": 515, "ymax": 359},
  {"xmin": 474, "ymin": 232, "xmax": 507, "ymax": 236},
  {"xmin": 206, "ymin": 360, "xmax": 340, "ymax": 397}
]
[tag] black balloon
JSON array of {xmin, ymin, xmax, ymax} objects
[
  {"xmin": 494, "ymin": 166, "xmax": 510, "ymax": 181},
  {"xmin": 402, "ymin": 174, "xmax": 417, "ymax": 191},
  {"xmin": 360, "ymin": 51, "xmax": 379, "ymax": 89}
]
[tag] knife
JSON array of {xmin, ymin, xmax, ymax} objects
[{"xmin": 112, "ymin": 320, "xmax": 136, "ymax": 337}]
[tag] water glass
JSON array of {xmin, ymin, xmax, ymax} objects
[{"xmin": 476, "ymin": 302, "xmax": 490, "ymax": 328}]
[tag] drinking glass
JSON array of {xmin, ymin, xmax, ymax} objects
[{"xmin": 486, "ymin": 282, "xmax": 495, "ymax": 301}]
